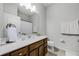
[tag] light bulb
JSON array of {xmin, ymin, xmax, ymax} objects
[
  {"xmin": 31, "ymin": 6, "xmax": 36, "ymax": 12},
  {"xmin": 19, "ymin": 3, "xmax": 36, "ymax": 12},
  {"xmin": 20, "ymin": 3, "xmax": 24, "ymax": 6}
]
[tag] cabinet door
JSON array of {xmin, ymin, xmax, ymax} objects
[
  {"xmin": 39, "ymin": 45, "xmax": 44, "ymax": 56},
  {"xmin": 10, "ymin": 46, "xmax": 28, "ymax": 56},
  {"xmin": 29, "ymin": 40, "xmax": 44, "ymax": 51},
  {"xmin": 2, "ymin": 53, "xmax": 10, "ymax": 56},
  {"xmin": 44, "ymin": 46, "xmax": 47, "ymax": 55},
  {"xmin": 30, "ymin": 49, "xmax": 38, "ymax": 56}
]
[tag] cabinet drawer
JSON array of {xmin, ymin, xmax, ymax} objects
[
  {"xmin": 29, "ymin": 40, "xmax": 44, "ymax": 51},
  {"xmin": 10, "ymin": 46, "xmax": 28, "ymax": 56},
  {"xmin": 30, "ymin": 49, "xmax": 38, "ymax": 56}
]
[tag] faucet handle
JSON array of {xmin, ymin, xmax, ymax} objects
[
  {"xmin": 60, "ymin": 39, "xmax": 65, "ymax": 44},
  {"xmin": 61, "ymin": 40, "xmax": 65, "ymax": 44}
]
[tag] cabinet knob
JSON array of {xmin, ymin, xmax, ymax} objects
[{"xmin": 18, "ymin": 53, "xmax": 22, "ymax": 56}]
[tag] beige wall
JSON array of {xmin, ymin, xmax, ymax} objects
[
  {"xmin": 0, "ymin": 4, "xmax": 4, "ymax": 37},
  {"xmin": 3, "ymin": 3, "xmax": 18, "ymax": 15}
]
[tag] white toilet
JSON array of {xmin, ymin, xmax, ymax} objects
[{"xmin": 47, "ymin": 41, "xmax": 54, "ymax": 52}]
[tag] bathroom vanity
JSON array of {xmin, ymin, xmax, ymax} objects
[{"xmin": 0, "ymin": 36, "xmax": 47, "ymax": 56}]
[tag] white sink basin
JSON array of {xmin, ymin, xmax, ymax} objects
[{"xmin": 20, "ymin": 35, "xmax": 38, "ymax": 41}]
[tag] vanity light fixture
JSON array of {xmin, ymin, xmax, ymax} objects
[{"xmin": 19, "ymin": 3, "xmax": 36, "ymax": 12}]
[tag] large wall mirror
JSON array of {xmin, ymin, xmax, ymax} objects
[
  {"xmin": 17, "ymin": 3, "xmax": 36, "ymax": 35},
  {"xmin": 18, "ymin": 7, "xmax": 33, "ymax": 35},
  {"xmin": 17, "ymin": 3, "xmax": 39, "ymax": 35}
]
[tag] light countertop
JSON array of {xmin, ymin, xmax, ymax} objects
[{"xmin": 0, "ymin": 35, "xmax": 47, "ymax": 55}]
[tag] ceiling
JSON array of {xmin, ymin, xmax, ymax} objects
[
  {"xmin": 17, "ymin": 3, "xmax": 53, "ymax": 16},
  {"xmin": 42, "ymin": 3, "xmax": 53, "ymax": 8}
]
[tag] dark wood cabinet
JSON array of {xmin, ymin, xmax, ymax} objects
[{"xmin": 2, "ymin": 38, "xmax": 47, "ymax": 56}]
